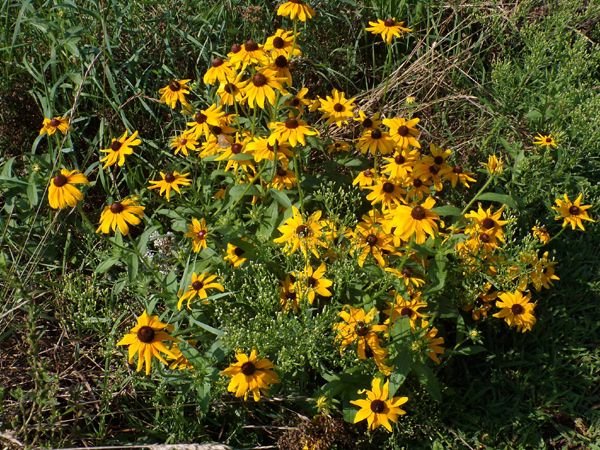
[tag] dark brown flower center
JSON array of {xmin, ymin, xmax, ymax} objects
[
  {"xmin": 231, "ymin": 143, "xmax": 243, "ymax": 154},
  {"xmin": 285, "ymin": 118, "xmax": 299, "ymax": 129},
  {"xmin": 169, "ymin": 80, "xmax": 181, "ymax": 91},
  {"xmin": 231, "ymin": 43, "xmax": 241, "ymax": 53},
  {"xmin": 364, "ymin": 169, "xmax": 373, "ymax": 177},
  {"xmin": 371, "ymin": 128, "xmax": 382, "ymax": 139},
  {"xmin": 511, "ymin": 304, "xmax": 524, "ymax": 315},
  {"xmin": 211, "ymin": 126, "xmax": 223, "ymax": 136},
  {"xmin": 434, "ymin": 156, "xmax": 444, "ymax": 165},
  {"xmin": 395, "ymin": 154, "xmax": 406, "ymax": 164},
  {"xmin": 413, "ymin": 178, "xmax": 423, "ymax": 188},
  {"xmin": 333, "ymin": 103, "xmax": 345, "ymax": 112},
  {"xmin": 366, "ymin": 234, "xmax": 378, "ymax": 246},
  {"xmin": 355, "ymin": 321, "xmax": 369, "ymax": 337},
  {"xmin": 286, "ymin": 291, "xmax": 297, "ymax": 300},
  {"xmin": 234, "ymin": 247, "xmax": 245, "ymax": 256},
  {"xmin": 384, "ymin": 18, "xmax": 396, "ymax": 27},
  {"xmin": 482, "ymin": 218, "xmax": 495, "ymax": 229},
  {"xmin": 273, "ymin": 36, "xmax": 285, "ymax": 49},
  {"xmin": 110, "ymin": 202, "xmax": 124, "ymax": 214},
  {"xmin": 569, "ymin": 205, "xmax": 580, "ymax": 215},
  {"xmin": 479, "ymin": 232, "xmax": 491, "ymax": 243},
  {"xmin": 137, "ymin": 326, "xmax": 155, "ymax": 343},
  {"xmin": 398, "ymin": 125, "xmax": 409, "ymax": 136},
  {"xmin": 401, "ymin": 267, "xmax": 412, "ymax": 277},
  {"xmin": 180, "ymin": 138, "xmax": 187, "ymax": 145},
  {"xmin": 371, "ymin": 399, "xmax": 386, "ymax": 413},
  {"xmin": 291, "ymin": 98, "xmax": 301, "ymax": 106},
  {"xmin": 192, "ymin": 281, "xmax": 204, "ymax": 290},
  {"xmin": 164, "ymin": 172, "xmax": 176, "ymax": 183},
  {"xmin": 308, "ymin": 277, "xmax": 317, "ymax": 288},
  {"xmin": 244, "ymin": 39, "xmax": 259, "ymax": 52},
  {"xmin": 211, "ymin": 57, "xmax": 224, "ymax": 67},
  {"xmin": 382, "ymin": 182, "xmax": 395, "ymax": 193},
  {"xmin": 400, "ymin": 307, "xmax": 414, "ymax": 318},
  {"xmin": 253, "ymin": 73, "xmax": 267, "ymax": 87},
  {"xmin": 276, "ymin": 166, "xmax": 287, "ymax": 177},
  {"xmin": 429, "ymin": 165, "xmax": 440, "ymax": 175},
  {"xmin": 411, "ymin": 206, "xmax": 426, "ymax": 220},
  {"xmin": 296, "ymin": 225, "xmax": 309, "ymax": 238},
  {"xmin": 53, "ymin": 174, "xmax": 68, "ymax": 187},
  {"xmin": 545, "ymin": 137, "xmax": 552, "ymax": 143},
  {"xmin": 365, "ymin": 344, "xmax": 374, "ymax": 358},
  {"xmin": 195, "ymin": 112, "xmax": 207, "ymax": 124},
  {"xmin": 241, "ymin": 361, "xmax": 256, "ymax": 375},
  {"xmin": 197, "ymin": 230, "xmax": 207, "ymax": 239},
  {"xmin": 224, "ymin": 83, "xmax": 236, "ymax": 94},
  {"xmin": 362, "ymin": 118, "xmax": 373, "ymax": 128},
  {"xmin": 110, "ymin": 140, "xmax": 122, "ymax": 151},
  {"xmin": 274, "ymin": 55, "xmax": 288, "ymax": 68},
  {"xmin": 453, "ymin": 165, "xmax": 463, "ymax": 173},
  {"xmin": 50, "ymin": 118, "xmax": 61, "ymax": 127}
]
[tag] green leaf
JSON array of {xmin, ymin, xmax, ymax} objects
[
  {"xmin": 95, "ymin": 256, "xmax": 120, "ymax": 273},
  {"xmin": 413, "ymin": 363, "xmax": 442, "ymax": 402},
  {"xmin": 432, "ymin": 205, "xmax": 462, "ymax": 216},
  {"xmin": 270, "ymin": 189, "xmax": 292, "ymax": 208},
  {"xmin": 343, "ymin": 408, "xmax": 357, "ymax": 423},
  {"xmin": 454, "ymin": 345, "xmax": 486, "ymax": 356},
  {"xmin": 475, "ymin": 192, "xmax": 517, "ymax": 209},
  {"xmin": 127, "ymin": 253, "xmax": 139, "ymax": 282}
]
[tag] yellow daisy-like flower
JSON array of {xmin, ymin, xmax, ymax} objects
[
  {"xmin": 170, "ymin": 131, "xmax": 199, "ymax": 156},
  {"xmin": 177, "ymin": 272, "xmax": 225, "ymax": 310},
  {"xmin": 493, "ymin": 290, "xmax": 536, "ymax": 333},
  {"xmin": 185, "ymin": 218, "xmax": 209, "ymax": 253},
  {"xmin": 229, "ymin": 39, "xmax": 269, "ymax": 68},
  {"xmin": 269, "ymin": 54, "xmax": 293, "ymax": 86},
  {"xmin": 387, "ymin": 197, "xmax": 440, "ymax": 244},
  {"xmin": 268, "ymin": 117, "xmax": 318, "ymax": 148},
  {"xmin": 47, "ymin": 169, "xmax": 88, "ymax": 210},
  {"xmin": 425, "ymin": 327, "xmax": 445, "ymax": 364},
  {"xmin": 552, "ymin": 193, "xmax": 594, "ymax": 231},
  {"xmin": 224, "ymin": 243, "xmax": 247, "ymax": 268},
  {"xmin": 385, "ymin": 293, "xmax": 429, "ymax": 331},
  {"xmin": 273, "ymin": 206, "xmax": 328, "ymax": 258},
  {"xmin": 334, "ymin": 306, "xmax": 387, "ymax": 359},
  {"xmin": 365, "ymin": 178, "xmax": 405, "ymax": 211},
  {"xmin": 158, "ymin": 79, "xmax": 191, "ymax": 109},
  {"xmin": 116, "ymin": 311, "xmax": 176, "ymax": 376},
  {"xmin": 264, "ymin": 29, "xmax": 302, "ymax": 58},
  {"xmin": 271, "ymin": 163, "xmax": 297, "ymax": 190},
  {"xmin": 318, "ymin": 89, "xmax": 356, "ymax": 128},
  {"xmin": 40, "ymin": 116, "xmax": 69, "ymax": 136},
  {"xmin": 99, "ymin": 130, "xmax": 142, "ymax": 168},
  {"xmin": 243, "ymin": 68, "xmax": 286, "ymax": 109},
  {"xmin": 443, "ymin": 164, "xmax": 476, "ymax": 188},
  {"xmin": 148, "ymin": 171, "xmax": 192, "ymax": 202},
  {"xmin": 382, "ymin": 149, "xmax": 419, "ymax": 182},
  {"xmin": 286, "ymin": 87, "xmax": 312, "ymax": 112},
  {"xmin": 531, "ymin": 225, "xmax": 550, "ymax": 244},
  {"xmin": 464, "ymin": 204, "xmax": 508, "ymax": 242},
  {"xmin": 350, "ymin": 226, "xmax": 396, "ymax": 267},
  {"xmin": 357, "ymin": 127, "xmax": 395, "ymax": 156},
  {"xmin": 529, "ymin": 251, "xmax": 560, "ymax": 291},
  {"xmin": 221, "ymin": 350, "xmax": 280, "ymax": 401},
  {"xmin": 383, "ymin": 117, "xmax": 420, "ymax": 150},
  {"xmin": 203, "ymin": 58, "xmax": 235, "ymax": 86},
  {"xmin": 354, "ymin": 110, "xmax": 382, "ymax": 130},
  {"xmin": 217, "ymin": 74, "xmax": 247, "ymax": 106},
  {"xmin": 96, "ymin": 197, "xmax": 145, "ymax": 235},
  {"xmin": 385, "ymin": 265, "xmax": 425, "ymax": 289},
  {"xmin": 293, "ymin": 262, "xmax": 333, "ymax": 304},
  {"xmin": 186, "ymin": 104, "xmax": 225, "ymax": 139},
  {"xmin": 352, "ymin": 169, "xmax": 378, "ymax": 188},
  {"xmin": 533, "ymin": 133, "xmax": 558, "ymax": 148},
  {"xmin": 482, "ymin": 154, "xmax": 504, "ymax": 175},
  {"xmin": 247, "ymin": 136, "xmax": 292, "ymax": 163},
  {"xmin": 276, "ymin": 0, "xmax": 315, "ymax": 22},
  {"xmin": 365, "ymin": 18, "xmax": 412, "ymax": 45},
  {"xmin": 167, "ymin": 343, "xmax": 195, "ymax": 371},
  {"xmin": 350, "ymin": 378, "xmax": 408, "ymax": 432}
]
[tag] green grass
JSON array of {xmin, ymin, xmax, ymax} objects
[{"xmin": 1, "ymin": 0, "xmax": 599, "ymax": 448}]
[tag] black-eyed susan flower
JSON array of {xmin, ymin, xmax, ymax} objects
[
  {"xmin": 482, "ymin": 154, "xmax": 504, "ymax": 175},
  {"xmin": 158, "ymin": 79, "xmax": 191, "ymax": 110},
  {"xmin": 221, "ymin": 350, "xmax": 279, "ymax": 401},
  {"xmin": 294, "ymin": 263, "xmax": 333, "ymax": 304},
  {"xmin": 350, "ymin": 378, "xmax": 408, "ymax": 432},
  {"xmin": 285, "ymin": 87, "xmax": 312, "ymax": 112},
  {"xmin": 383, "ymin": 117, "xmax": 420, "ymax": 150},
  {"xmin": 464, "ymin": 204, "xmax": 508, "ymax": 242},
  {"xmin": 533, "ymin": 133, "xmax": 558, "ymax": 149},
  {"xmin": 230, "ymin": 39, "xmax": 269, "ymax": 68},
  {"xmin": 273, "ymin": 206, "xmax": 328, "ymax": 257},
  {"xmin": 357, "ymin": 127, "xmax": 395, "ymax": 156},
  {"xmin": 270, "ymin": 164, "xmax": 297, "ymax": 190},
  {"xmin": 387, "ymin": 197, "xmax": 440, "ymax": 244},
  {"xmin": 203, "ymin": 58, "xmax": 235, "ymax": 85},
  {"xmin": 352, "ymin": 169, "xmax": 378, "ymax": 188},
  {"xmin": 177, "ymin": 272, "xmax": 225, "ymax": 310},
  {"xmin": 248, "ymin": 136, "xmax": 292, "ymax": 163},
  {"xmin": 243, "ymin": 68, "xmax": 285, "ymax": 109},
  {"xmin": 531, "ymin": 225, "xmax": 550, "ymax": 244},
  {"xmin": 264, "ymin": 29, "xmax": 302, "ymax": 58},
  {"xmin": 99, "ymin": 130, "xmax": 142, "ymax": 168},
  {"xmin": 280, "ymin": 275, "xmax": 299, "ymax": 312},
  {"xmin": 335, "ymin": 306, "xmax": 387, "ymax": 359},
  {"xmin": 425, "ymin": 327, "xmax": 445, "ymax": 364},
  {"xmin": 365, "ymin": 18, "xmax": 412, "ymax": 45},
  {"xmin": 493, "ymin": 290, "xmax": 536, "ymax": 333},
  {"xmin": 385, "ymin": 292, "xmax": 429, "ymax": 331},
  {"xmin": 40, "ymin": 116, "xmax": 69, "ymax": 136},
  {"xmin": 185, "ymin": 218, "xmax": 209, "ymax": 253},
  {"xmin": 217, "ymin": 74, "xmax": 247, "ymax": 106},
  {"xmin": 385, "ymin": 265, "xmax": 425, "ymax": 289},
  {"xmin": 116, "ymin": 310, "xmax": 176, "ymax": 375},
  {"xmin": 528, "ymin": 251, "xmax": 560, "ymax": 291},
  {"xmin": 365, "ymin": 178, "xmax": 405, "ymax": 211},
  {"xmin": 318, "ymin": 89, "xmax": 356, "ymax": 128},
  {"xmin": 350, "ymin": 226, "xmax": 396, "ymax": 267},
  {"xmin": 147, "ymin": 171, "xmax": 191, "ymax": 202},
  {"xmin": 405, "ymin": 175, "xmax": 432, "ymax": 202},
  {"xmin": 268, "ymin": 117, "xmax": 318, "ymax": 147},
  {"xmin": 328, "ymin": 140, "xmax": 351, "ymax": 153},
  {"xmin": 224, "ymin": 243, "xmax": 247, "ymax": 268},
  {"xmin": 170, "ymin": 131, "xmax": 199, "ymax": 156},
  {"xmin": 382, "ymin": 149, "xmax": 419, "ymax": 182},
  {"xmin": 167, "ymin": 344, "xmax": 195, "ymax": 371},
  {"xmin": 277, "ymin": 0, "xmax": 315, "ymax": 22},
  {"xmin": 47, "ymin": 169, "xmax": 88, "ymax": 210},
  {"xmin": 96, "ymin": 197, "xmax": 145, "ymax": 235},
  {"xmin": 443, "ymin": 164, "xmax": 476, "ymax": 188},
  {"xmin": 355, "ymin": 110, "xmax": 382, "ymax": 130},
  {"xmin": 186, "ymin": 104, "xmax": 225, "ymax": 139},
  {"xmin": 552, "ymin": 193, "xmax": 594, "ymax": 231}
]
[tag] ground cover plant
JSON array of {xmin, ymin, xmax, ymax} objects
[{"xmin": 1, "ymin": 0, "xmax": 599, "ymax": 449}]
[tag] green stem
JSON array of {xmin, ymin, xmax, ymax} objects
[{"xmin": 460, "ymin": 175, "xmax": 494, "ymax": 216}]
